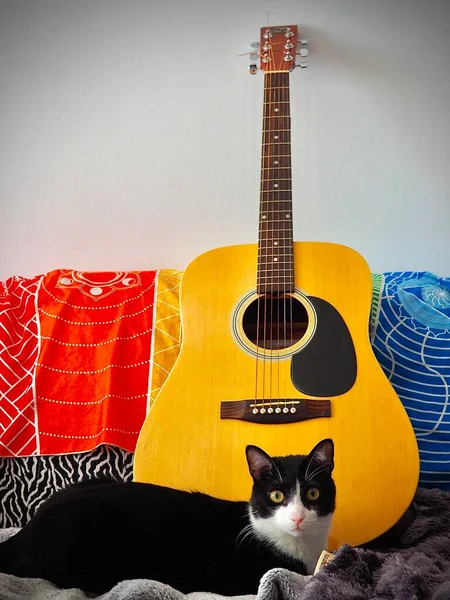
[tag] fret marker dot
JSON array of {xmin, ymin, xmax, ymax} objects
[
  {"xmin": 274, "ymin": 257, "xmax": 278, "ymax": 262},
  {"xmin": 274, "ymin": 161, "xmax": 279, "ymax": 165},
  {"xmin": 274, "ymin": 183, "xmax": 278, "ymax": 188},
  {"xmin": 274, "ymin": 241, "xmax": 278, "ymax": 246},
  {"xmin": 274, "ymin": 135, "xmax": 279, "ymax": 140},
  {"xmin": 274, "ymin": 108, "xmax": 279, "ymax": 112},
  {"xmin": 286, "ymin": 214, "xmax": 290, "ymax": 218},
  {"xmin": 262, "ymin": 215, "xmax": 267, "ymax": 219}
]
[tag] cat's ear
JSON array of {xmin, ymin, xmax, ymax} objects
[
  {"xmin": 308, "ymin": 438, "xmax": 334, "ymax": 472},
  {"xmin": 245, "ymin": 445, "xmax": 274, "ymax": 481}
]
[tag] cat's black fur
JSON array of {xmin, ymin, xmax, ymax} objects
[{"xmin": 0, "ymin": 439, "xmax": 335, "ymax": 595}]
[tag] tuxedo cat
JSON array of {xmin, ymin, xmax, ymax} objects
[{"xmin": 0, "ymin": 438, "xmax": 335, "ymax": 595}]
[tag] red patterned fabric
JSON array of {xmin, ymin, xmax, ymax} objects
[
  {"xmin": 0, "ymin": 270, "xmax": 156, "ymax": 457},
  {"xmin": 0, "ymin": 275, "xmax": 41, "ymax": 456}
]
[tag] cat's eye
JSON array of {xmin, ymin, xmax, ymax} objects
[
  {"xmin": 269, "ymin": 490, "xmax": 284, "ymax": 503},
  {"xmin": 305, "ymin": 487, "xmax": 320, "ymax": 501}
]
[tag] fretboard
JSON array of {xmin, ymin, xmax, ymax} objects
[{"xmin": 257, "ymin": 72, "xmax": 294, "ymax": 295}]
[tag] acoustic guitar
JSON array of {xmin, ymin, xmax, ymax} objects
[{"xmin": 134, "ymin": 25, "xmax": 419, "ymax": 550}]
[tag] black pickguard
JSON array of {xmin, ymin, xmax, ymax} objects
[{"xmin": 291, "ymin": 297, "xmax": 357, "ymax": 397}]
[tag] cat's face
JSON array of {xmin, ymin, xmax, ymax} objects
[{"xmin": 245, "ymin": 439, "xmax": 335, "ymax": 549}]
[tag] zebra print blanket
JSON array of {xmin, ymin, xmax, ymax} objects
[{"xmin": 0, "ymin": 488, "xmax": 449, "ymax": 600}]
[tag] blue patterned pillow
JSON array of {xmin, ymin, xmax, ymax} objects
[{"xmin": 371, "ymin": 272, "xmax": 450, "ymax": 489}]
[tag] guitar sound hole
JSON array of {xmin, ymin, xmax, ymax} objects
[{"xmin": 242, "ymin": 294, "xmax": 309, "ymax": 350}]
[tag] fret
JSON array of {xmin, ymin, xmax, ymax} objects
[
  {"xmin": 261, "ymin": 187, "xmax": 292, "ymax": 193},
  {"xmin": 262, "ymin": 141, "xmax": 291, "ymax": 145},
  {"xmin": 261, "ymin": 144, "xmax": 291, "ymax": 154},
  {"xmin": 257, "ymin": 264, "xmax": 293, "ymax": 268},
  {"xmin": 258, "ymin": 257, "xmax": 293, "ymax": 262},
  {"xmin": 261, "ymin": 172, "xmax": 292, "ymax": 177},
  {"xmin": 260, "ymin": 190, "xmax": 292, "ymax": 194},
  {"xmin": 258, "ymin": 269, "xmax": 294, "ymax": 272},
  {"xmin": 263, "ymin": 118, "xmax": 290, "ymax": 123},
  {"xmin": 257, "ymin": 260, "xmax": 293, "ymax": 264},
  {"xmin": 263, "ymin": 116, "xmax": 291, "ymax": 120},
  {"xmin": 259, "ymin": 211, "xmax": 293, "ymax": 215},
  {"xmin": 261, "ymin": 165, "xmax": 291, "ymax": 171},
  {"xmin": 258, "ymin": 236, "xmax": 293, "ymax": 240},
  {"xmin": 259, "ymin": 214, "xmax": 293, "ymax": 217},
  {"xmin": 260, "ymin": 178, "xmax": 292, "ymax": 182},
  {"xmin": 261, "ymin": 172, "xmax": 291, "ymax": 178},
  {"xmin": 260, "ymin": 201, "xmax": 292, "ymax": 206},
  {"xmin": 261, "ymin": 164, "xmax": 291, "ymax": 170},
  {"xmin": 259, "ymin": 229, "xmax": 294, "ymax": 233},
  {"xmin": 263, "ymin": 137, "xmax": 291, "ymax": 145},
  {"xmin": 260, "ymin": 204, "xmax": 293, "ymax": 210},
  {"xmin": 257, "ymin": 272, "xmax": 294, "ymax": 276},
  {"xmin": 258, "ymin": 243, "xmax": 292, "ymax": 247}
]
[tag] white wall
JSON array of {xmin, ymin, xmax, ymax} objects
[{"xmin": 1, "ymin": 0, "xmax": 449, "ymax": 280}]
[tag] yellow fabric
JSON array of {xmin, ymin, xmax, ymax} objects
[{"xmin": 149, "ymin": 270, "xmax": 182, "ymax": 408}]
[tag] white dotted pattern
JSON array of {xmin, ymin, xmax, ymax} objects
[
  {"xmin": 37, "ymin": 359, "xmax": 151, "ymax": 375},
  {"xmin": 39, "ymin": 305, "xmax": 153, "ymax": 325}
]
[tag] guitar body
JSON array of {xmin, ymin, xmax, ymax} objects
[{"xmin": 134, "ymin": 241, "xmax": 419, "ymax": 550}]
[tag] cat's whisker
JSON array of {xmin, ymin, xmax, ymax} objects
[
  {"xmin": 304, "ymin": 464, "xmax": 328, "ymax": 484},
  {"xmin": 271, "ymin": 462, "xmax": 283, "ymax": 484},
  {"xmin": 236, "ymin": 524, "xmax": 256, "ymax": 548},
  {"xmin": 305, "ymin": 466, "xmax": 326, "ymax": 483},
  {"xmin": 304, "ymin": 456, "xmax": 315, "ymax": 481}
]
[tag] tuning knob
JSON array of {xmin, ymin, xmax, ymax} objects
[
  {"xmin": 297, "ymin": 48, "xmax": 309, "ymax": 57},
  {"xmin": 299, "ymin": 38, "xmax": 308, "ymax": 45}
]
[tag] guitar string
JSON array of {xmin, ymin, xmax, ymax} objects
[
  {"xmin": 284, "ymin": 67, "xmax": 289, "ymax": 412},
  {"xmin": 282, "ymin": 66, "xmax": 290, "ymax": 413},
  {"xmin": 275, "ymin": 68, "xmax": 281, "ymax": 411},
  {"xmin": 288, "ymin": 66, "xmax": 294, "ymax": 412},
  {"xmin": 263, "ymin": 63, "xmax": 272, "ymax": 412},
  {"xmin": 262, "ymin": 64, "xmax": 271, "ymax": 411},
  {"xmin": 254, "ymin": 61, "xmax": 267, "ymax": 410},
  {"xmin": 279, "ymin": 68, "xmax": 286, "ymax": 412},
  {"xmin": 275, "ymin": 70, "xmax": 281, "ymax": 410},
  {"xmin": 270, "ymin": 46, "xmax": 280, "ymax": 411},
  {"xmin": 269, "ymin": 66, "xmax": 275, "ymax": 411}
]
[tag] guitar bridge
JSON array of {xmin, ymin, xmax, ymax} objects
[{"xmin": 220, "ymin": 399, "xmax": 331, "ymax": 424}]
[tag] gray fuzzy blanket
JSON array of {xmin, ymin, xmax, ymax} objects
[{"xmin": 1, "ymin": 488, "xmax": 449, "ymax": 600}]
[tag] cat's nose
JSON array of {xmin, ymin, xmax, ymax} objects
[{"xmin": 291, "ymin": 516, "xmax": 304, "ymax": 527}]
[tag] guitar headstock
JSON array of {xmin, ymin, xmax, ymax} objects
[{"xmin": 247, "ymin": 26, "xmax": 308, "ymax": 75}]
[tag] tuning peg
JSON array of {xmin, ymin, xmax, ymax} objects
[
  {"xmin": 296, "ymin": 62, "xmax": 308, "ymax": 69},
  {"xmin": 299, "ymin": 38, "xmax": 308, "ymax": 45},
  {"xmin": 249, "ymin": 41, "xmax": 260, "ymax": 49},
  {"xmin": 296, "ymin": 48, "xmax": 309, "ymax": 57}
]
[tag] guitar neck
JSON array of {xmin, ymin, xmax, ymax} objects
[{"xmin": 257, "ymin": 71, "xmax": 294, "ymax": 295}]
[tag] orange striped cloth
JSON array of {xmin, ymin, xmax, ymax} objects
[{"xmin": 0, "ymin": 269, "xmax": 181, "ymax": 457}]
